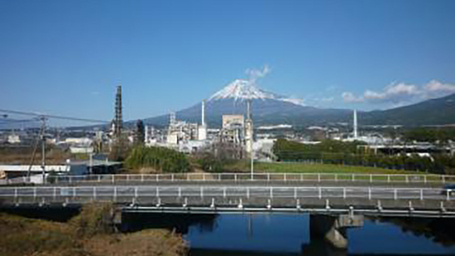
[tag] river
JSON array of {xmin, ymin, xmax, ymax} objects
[{"xmin": 121, "ymin": 212, "xmax": 455, "ymax": 256}]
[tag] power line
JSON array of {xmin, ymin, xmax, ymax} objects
[
  {"xmin": 0, "ymin": 108, "xmax": 109, "ymax": 124},
  {"xmin": 0, "ymin": 118, "xmax": 38, "ymax": 124}
]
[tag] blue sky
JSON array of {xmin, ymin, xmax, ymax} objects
[{"xmin": 1, "ymin": 0, "xmax": 455, "ymax": 124}]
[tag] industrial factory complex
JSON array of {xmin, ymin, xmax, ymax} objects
[{"xmin": 0, "ymin": 84, "xmax": 454, "ymax": 182}]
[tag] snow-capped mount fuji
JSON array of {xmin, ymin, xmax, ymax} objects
[
  {"xmin": 142, "ymin": 79, "xmax": 351, "ymax": 127},
  {"xmin": 208, "ymin": 79, "xmax": 304, "ymax": 106},
  {"xmin": 140, "ymin": 79, "xmax": 455, "ymax": 128}
]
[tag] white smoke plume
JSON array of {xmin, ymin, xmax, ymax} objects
[{"xmin": 245, "ymin": 65, "xmax": 271, "ymax": 85}]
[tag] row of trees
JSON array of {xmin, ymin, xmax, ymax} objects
[
  {"xmin": 125, "ymin": 146, "xmax": 190, "ymax": 173},
  {"xmin": 272, "ymin": 139, "xmax": 455, "ymax": 174},
  {"xmin": 403, "ymin": 127, "xmax": 455, "ymax": 144}
]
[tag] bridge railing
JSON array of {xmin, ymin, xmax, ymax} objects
[
  {"xmin": 39, "ymin": 172, "xmax": 455, "ymax": 185},
  {"xmin": 0, "ymin": 185, "xmax": 452, "ymax": 202}
]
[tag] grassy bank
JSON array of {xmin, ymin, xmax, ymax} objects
[
  {"xmin": 224, "ymin": 161, "xmax": 425, "ymax": 175},
  {"xmin": 0, "ymin": 203, "xmax": 186, "ymax": 256}
]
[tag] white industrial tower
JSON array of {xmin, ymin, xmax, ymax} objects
[
  {"xmin": 198, "ymin": 100, "xmax": 207, "ymax": 141},
  {"xmin": 353, "ymin": 109, "xmax": 358, "ymax": 139},
  {"xmin": 170, "ymin": 111, "xmax": 176, "ymax": 126},
  {"xmin": 245, "ymin": 99, "xmax": 254, "ymax": 153}
]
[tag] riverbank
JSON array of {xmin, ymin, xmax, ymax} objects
[{"xmin": 0, "ymin": 203, "xmax": 186, "ymax": 256}]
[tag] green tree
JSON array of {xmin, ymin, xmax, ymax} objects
[
  {"xmin": 125, "ymin": 146, "xmax": 189, "ymax": 173},
  {"xmin": 134, "ymin": 119, "xmax": 145, "ymax": 146},
  {"xmin": 109, "ymin": 134, "xmax": 132, "ymax": 161}
]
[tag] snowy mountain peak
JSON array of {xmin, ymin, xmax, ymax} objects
[
  {"xmin": 208, "ymin": 79, "xmax": 279, "ymax": 101},
  {"xmin": 208, "ymin": 79, "xmax": 305, "ymax": 106}
]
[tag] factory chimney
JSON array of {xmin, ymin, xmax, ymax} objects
[
  {"xmin": 245, "ymin": 99, "xmax": 253, "ymax": 153},
  {"xmin": 114, "ymin": 85, "xmax": 122, "ymax": 138},
  {"xmin": 246, "ymin": 99, "xmax": 251, "ymax": 120},
  {"xmin": 353, "ymin": 109, "xmax": 358, "ymax": 139},
  {"xmin": 201, "ymin": 99, "xmax": 206, "ymax": 127},
  {"xmin": 170, "ymin": 111, "xmax": 176, "ymax": 126},
  {"xmin": 198, "ymin": 100, "xmax": 207, "ymax": 141}
]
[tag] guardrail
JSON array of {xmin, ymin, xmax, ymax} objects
[
  {"xmin": 47, "ymin": 172, "xmax": 455, "ymax": 185},
  {"xmin": 0, "ymin": 185, "xmax": 452, "ymax": 201},
  {"xmin": 3, "ymin": 172, "xmax": 455, "ymax": 186}
]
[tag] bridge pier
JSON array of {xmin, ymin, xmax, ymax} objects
[{"xmin": 310, "ymin": 214, "xmax": 363, "ymax": 249}]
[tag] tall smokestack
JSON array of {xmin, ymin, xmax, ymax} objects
[
  {"xmin": 246, "ymin": 99, "xmax": 251, "ymax": 120},
  {"xmin": 114, "ymin": 85, "xmax": 122, "ymax": 138},
  {"xmin": 170, "ymin": 111, "xmax": 176, "ymax": 126},
  {"xmin": 245, "ymin": 99, "xmax": 253, "ymax": 153},
  {"xmin": 353, "ymin": 109, "xmax": 358, "ymax": 139},
  {"xmin": 201, "ymin": 100, "xmax": 206, "ymax": 126}
]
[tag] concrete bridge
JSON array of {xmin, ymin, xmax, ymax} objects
[{"xmin": 1, "ymin": 172, "xmax": 455, "ymax": 249}]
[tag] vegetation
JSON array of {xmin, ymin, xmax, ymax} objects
[
  {"xmin": 134, "ymin": 119, "xmax": 145, "ymax": 146},
  {"xmin": 0, "ymin": 145, "xmax": 71, "ymax": 164},
  {"xmin": 403, "ymin": 127, "xmax": 455, "ymax": 144},
  {"xmin": 195, "ymin": 152, "xmax": 226, "ymax": 173},
  {"xmin": 272, "ymin": 139, "xmax": 455, "ymax": 175},
  {"xmin": 194, "ymin": 142, "xmax": 247, "ymax": 173},
  {"xmin": 69, "ymin": 203, "xmax": 115, "ymax": 238},
  {"xmin": 109, "ymin": 135, "xmax": 133, "ymax": 161},
  {"xmin": 223, "ymin": 161, "xmax": 422, "ymax": 174},
  {"xmin": 125, "ymin": 146, "xmax": 190, "ymax": 173},
  {"xmin": 0, "ymin": 203, "xmax": 186, "ymax": 256}
]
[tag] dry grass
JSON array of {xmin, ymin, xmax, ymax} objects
[
  {"xmin": 0, "ymin": 203, "xmax": 186, "ymax": 256},
  {"xmin": 84, "ymin": 230, "xmax": 186, "ymax": 256},
  {"xmin": 0, "ymin": 146, "xmax": 71, "ymax": 165}
]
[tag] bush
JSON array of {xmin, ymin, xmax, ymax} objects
[
  {"xmin": 69, "ymin": 203, "xmax": 115, "ymax": 238},
  {"xmin": 197, "ymin": 152, "xmax": 224, "ymax": 173},
  {"xmin": 125, "ymin": 146, "xmax": 190, "ymax": 173}
]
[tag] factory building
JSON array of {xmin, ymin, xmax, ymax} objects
[
  {"xmin": 165, "ymin": 100, "xmax": 209, "ymax": 150},
  {"xmin": 219, "ymin": 100, "xmax": 255, "ymax": 154},
  {"xmin": 220, "ymin": 114, "xmax": 245, "ymax": 145}
]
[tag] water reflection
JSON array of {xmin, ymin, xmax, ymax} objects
[
  {"xmin": 121, "ymin": 212, "xmax": 455, "ymax": 256},
  {"xmin": 121, "ymin": 212, "xmax": 218, "ymax": 234}
]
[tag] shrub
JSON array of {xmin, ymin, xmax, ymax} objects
[
  {"xmin": 125, "ymin": 146, "xmax": 190, "ymax": 173},
  {"xmin": 69, "ymin": 203, "xmax": 115, "ymax": 238}
]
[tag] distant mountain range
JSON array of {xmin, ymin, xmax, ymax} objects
[
  {"xmin": 360, "ymin": 93, "xmax": 455, "ymax": 126},
  {"xmin": 142, "ymin": 79, "xmax": 455, "ymax": 128},
  {"xmin": 3, "ymin": 80, "xmax": 453, "ymax": 131}
]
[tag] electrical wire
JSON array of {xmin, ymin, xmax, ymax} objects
[{"xmin": 0, "ymin": 108, "xmax": 109, "ymax": 123}]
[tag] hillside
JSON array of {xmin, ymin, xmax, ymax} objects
[
  {"xmin": 142, "ymin": 79, "xmax": 455, "ymax": 127},
  {"xmin": 362, "ymin": 93, "xmax": 455, "ymax": 126}
]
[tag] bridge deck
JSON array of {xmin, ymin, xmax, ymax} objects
[{"xmin": 1, "ymin": 185, "xmax": 454, "ymax": 217}]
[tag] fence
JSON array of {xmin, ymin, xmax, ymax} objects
[
  {"xmin": 40, "ymin": 172, "xmax": 455, "ymax": 185},
  {"xmin": 0, "ymin": 185, "xmax": 451, "ymax": 201}
]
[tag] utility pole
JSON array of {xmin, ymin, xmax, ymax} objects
[
  {"xmin": 246, "ymin": 99, "xmax": 254, "ymax": 180},
  {"xmin": 250, "ymin": 150, "xmax": 254, "ymax": 180},
  {"xmin": 40, "ymin": 116, "xmax": 47, "ymax": 184},
  {"xmin": 89, "ymin": 152, "xmax": 93, "ymax": 174}
]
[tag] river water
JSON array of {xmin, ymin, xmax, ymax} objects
[{"xmin": 122, "ymin": 212, "xmax": 455, "ymax": 256}]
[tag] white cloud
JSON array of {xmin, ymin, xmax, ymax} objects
[
  {"xmin": 363, "ymin": 82, "xmax": 420, "ymax": 103},
  {"xmin": 342, "ymin": 80, "xmax": 455, "ymax": 105},
  {"xmin": 342, "ymin": 92, "xmax": 364, "ymax": 103},
  {"xmin": 423, "ymin": 80, "xmax": 455, "ymax": 99}
]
